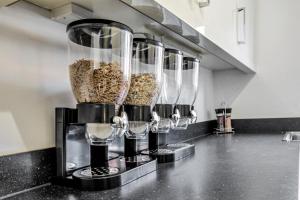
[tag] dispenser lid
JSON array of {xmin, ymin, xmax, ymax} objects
[
  {"xmin": 133, "ymin": 38, "xmax": 164, "ymax": 47},
  {"xmin": 165, "ymin": 48, "xmax": 183, "ymax": 55},
  {"xmin": 67, "ymin": 19, "xmax": 133, "ymax": 48},
  {"xmin": 66, "ymin": 18, "xmax": 133, "ymax": 33},
  {"xmin": 164, "ymin": 48, "xmax": 183, "ymax": 70},
  {"xmin": 183, "ymin": 57, "xmax": 200, "ymax": 70},
  {"xmin": 183, "ymin": 57, "xmax": 200, "ymax": 62},
  {"xmin": 132, "ymin": 38, "xmax": 164, "ymax": 65}
]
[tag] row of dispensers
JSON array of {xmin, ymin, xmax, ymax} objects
[{"xmin": 55, "ymin": 19, "xmax": 200, "ymax": 190}]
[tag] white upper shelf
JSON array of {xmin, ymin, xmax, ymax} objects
[
  {"xmin": 118, "ymin": 0, "xmax": 255, "ymax": 74},
  {"xmin": 2, "ymin": 0, "xmax": 255, "ymax": 74}
]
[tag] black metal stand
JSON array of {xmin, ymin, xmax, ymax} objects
[
  {"xmin": 144, "ymin": 130, "xmax": 195, "ymax": 163},
  {"xmin": 124, "ymin": 136, "xmax": 137, "ymax": 158},
  {"xmin": 148, "ymin": 130, "xmax": 168, "ymax": 151},
  {"xmin": 148, "ymin": 131, "xmax": 159, "ymax": 153},
  {"xmin": 122, "ymin": 104, "xmax": 155, "ymax": 166},
  {"xmin": 90, "ymin": 145, "xmax": 109, "ymax": 168},
  {"xmin": 54, "ymin": 106, "xmax": 157, "ymax": 191},
  {"xmin": 72, "ymin": 157, "xmax": 156, "ymax": 190},
  {"xmin": 143, "ymin": 143, "xmax": 195, "ymax": 163},
  {"xmin": 124, "ymin": 135, "xmax": 154, "ymax": 167}
]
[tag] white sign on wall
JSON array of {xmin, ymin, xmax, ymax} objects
[{"xmin": 237, "ymin": 7, "xmax": 246, "ymax": 44}]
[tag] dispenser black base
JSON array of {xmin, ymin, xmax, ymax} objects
[
  {"xmin": 55, "ymin": 107, "xmax": 157, "ymax": 191},
  {"xmin": 71, "ymin": 156, "xmax": 157, "ymax": 191},
  {"xmin": 54, "ymin": 156, "xmax": 157, "ymax": 191},
  {"xmin": 142, "ymin": 143, "xmax": 195, "ymax": 163}
]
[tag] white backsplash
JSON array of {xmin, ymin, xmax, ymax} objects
[{"xmin": 0, "ymin": 2, "xmax": 214, "ymax": 156}]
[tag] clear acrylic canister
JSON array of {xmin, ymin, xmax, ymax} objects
[
  {"xmin": 67, "ymin": 19, "xmax": 132, "ymax": 106},
  {"xmin": 66, "ymin": 19, "xmax": 133, "ymax": 144},
  {"xmin": 156, "ymin": 48, "xmax": 183, "ymax": 133},
  {"xmin": 176, "ymin": 57, "xmax": 200, "ymax": 127},
  {"xmin": 124, "ymin": 38, "xmax": 164, "ymax": 138}
]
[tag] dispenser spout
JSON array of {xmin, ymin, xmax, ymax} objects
[
  {"xmin": 150, "ymin": 111, "xmax": 160, "ymax": 132},
  {"xmin": 171, "ymin": 108, "xmax": 181, "ymax": 126},
  {"xmin": 112, "ymin": 111, "xmax": 129, "ymax": 130},
  {"xmin": 189, "ymin": 109, "xmax": 197, "ymax": 124}
]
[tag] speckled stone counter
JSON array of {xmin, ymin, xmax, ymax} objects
[{"xmin": 5, "ymin": 134, "xmax": 299, "ymax": 200}]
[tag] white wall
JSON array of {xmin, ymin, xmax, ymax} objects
[
  {"xmin": 0, "ymin": 1, "xmax": 215, "ymax": 156},
  {"xmin": 155, "ymin": 0, "xmax": 255, "ymax": 70},
  {"xmin": 156, "ymin": 0, "xmax": 300, "ymax": 120},
  {"xmin": 194, "ymin": 67, "xmax": 215, "ymax": 121},
  {"xmin": 214, "ymin": 0, "xmax": 300, "ymax": 119},
  {"xmin": 0, "ymin": 2, "xmax": 75, "ymax": 156}
]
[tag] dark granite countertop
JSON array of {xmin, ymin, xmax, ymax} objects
[{"xmin": 6, "ymin": 133, "xmax": 299, "ymax": 200}]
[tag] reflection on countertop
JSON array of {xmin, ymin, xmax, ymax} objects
[{"xmin": 6, "ymin": 133, "xmax": 299, "ymax": 200}]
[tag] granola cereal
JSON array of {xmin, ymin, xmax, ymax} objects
[
  {"xmin": 69, "ymin": 59, "xmax": 128, "ymax": 104},
  {"xmin": 125, "ymin": 73, "xmax": 159, "ymax": 105}
]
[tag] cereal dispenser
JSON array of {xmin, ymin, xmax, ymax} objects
[
  {"xmin": 148, "ymin": 48, "xmax": 182, "ymax": 152},
  {"xmin": 142, "ymin": 49, "xmax": 195, "ymax": 163},
  {"xmin": 176, "ymin": 57, "xmax": 200, "ymax": 125},
  {"xmin": 158, "ymin": 48, "xmax": 183, "ymax": 130},
  {"xmin": 123, "ymin": 37, "xmax": 164, "ymax": 164},
  {"xmin": 55, "ymin": 19, "xmax": 156, "ymax": 191}
]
